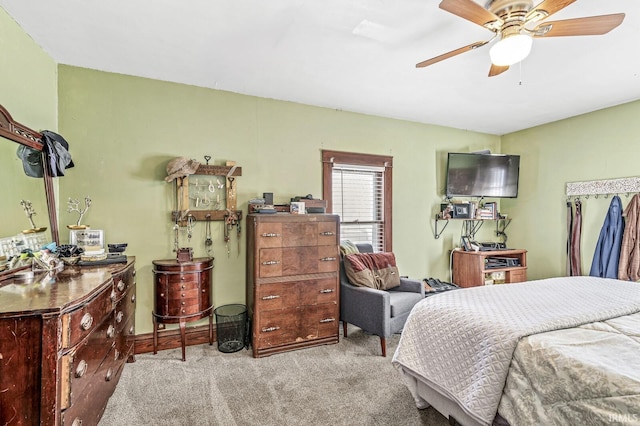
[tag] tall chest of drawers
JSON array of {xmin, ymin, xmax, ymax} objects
[
  {"xmin": 246, "ymin": 214, "xmax": 340, "ymax": 358},
  {"xmin": 0, "ymin": 258, "xmax": 136, "ymax": 426}
]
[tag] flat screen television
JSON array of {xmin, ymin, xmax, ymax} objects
[{"xmin": 445, "ymin": 152, "xmax": 520, "ymax": 198}]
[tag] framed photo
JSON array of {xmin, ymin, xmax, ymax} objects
[
  {"xmin": 70, "ymin": 229, "xmax": 104, "ymax": 253},
  {"xmin": 452, "ymin": 203, "xmax": 472, "ymax": 219},
  {"xmin": 461, "ymin": 236, "xmax": 472, "ymax": 251},
  {"xmin": 290, "ymin": 202, "xmax": 306, "ymax": 214}
]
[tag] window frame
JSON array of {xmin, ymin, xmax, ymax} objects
[{"xmin": 322, "ymin": 149, "xmax": 393, "ymax": 252}]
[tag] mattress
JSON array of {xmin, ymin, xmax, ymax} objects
[{"xmin": 391, "ymin": 276, "xmax": 640, "ymax": 425}]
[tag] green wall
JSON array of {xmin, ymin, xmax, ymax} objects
[
  {"xmin": 0, "ymin": 9, "xmax": 57, "ymax": 244},
  {"xmin": 5, "ymin": 8, "xmax": 640, "ymax": 336},
  {"xmin": 57, "ymin": 66, "xmax": 499, "ymax": 333},
  {"xmin": 502, "ymin": 100, "xmax": 640, "ymax": 279}
]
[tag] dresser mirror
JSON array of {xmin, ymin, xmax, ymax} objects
[{"xmin": 0, "ymin": 104, "xmax": 59, "ymax": 275}]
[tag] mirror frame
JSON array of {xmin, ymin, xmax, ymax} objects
[{"xmin": 0, "ymin": 104, "xmax": 59, "ymax": 245}]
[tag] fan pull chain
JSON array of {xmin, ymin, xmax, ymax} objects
[{"xmin": 518, "ymin": 61, "xmax": 523, "ymax": 86}]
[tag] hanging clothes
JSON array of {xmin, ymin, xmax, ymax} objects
[
  {"xmin": 589, "ymin": 195, "xmax": 624, "ymax": 279},
  {"xmin": 570, "ymin": 199, "xmax": 583, "ymax": 276},
  {"xmin": 566, "ymin": 201, "xmax": 573, "ymax": 276},
  {"xmin": 618, "ymin": 194, "xmax": 640, "ymax": 281}
]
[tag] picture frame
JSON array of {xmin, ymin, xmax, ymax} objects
[
  {"xmin": 70, "ymin": 229, "xmax": 104, "ymax": 253},
  {"xmin": 452, "ymin": 203, "xmax": 472, "ymax": 219},
  {"xmin": 461, "ymin": 236, "xmax": 472, "ymax": 251}
]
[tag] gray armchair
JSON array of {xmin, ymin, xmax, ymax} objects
[{"xmin": 340, "ymin": 243, "xmax": 425, "ymax": 356}]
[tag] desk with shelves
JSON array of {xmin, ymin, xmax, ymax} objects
[{"xmin": 452, "ymin": 249, "xmax": 527, "ymax": 288}]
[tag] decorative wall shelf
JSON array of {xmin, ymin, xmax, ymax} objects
[
  {"xmin": 566, "ymin": 176, "xmax": 640, "ymax": 197},
  {"xmin": 433, "ymin": 216, "xmax": 511, "ymax": 240}
]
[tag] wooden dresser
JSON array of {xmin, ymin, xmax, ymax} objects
[
  {"xmin": 0, "ymin": 258, "xmax": 136, "ymax": 426},
  {"xmin": 152, "ymin": 257, "xmax": 214, "ymax": 361},
  {"xmin": 246, "ymin": 214, "xmax": 340, "ymax": 358}
]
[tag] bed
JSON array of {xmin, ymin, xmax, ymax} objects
[{"xmin": 391, "ymin": 276, "xmax": 640, "ymax": 426}]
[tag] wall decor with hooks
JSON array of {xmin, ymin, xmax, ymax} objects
[
  {"xmin": 566, "ymin": 176, "xmax": 640, "ymax": 198},
  {"xmin": 171, "ymin": 162, "xmax": 243, "ymax": 226}
]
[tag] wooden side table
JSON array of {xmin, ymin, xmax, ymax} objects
[{"xmin": 152, "ymin": 257, "xmax": 214, "ymax": 361}]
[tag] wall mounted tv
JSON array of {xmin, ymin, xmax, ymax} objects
[{"xmin": 445, "ymin": 152, "xmax": 520, "ymax": 198}]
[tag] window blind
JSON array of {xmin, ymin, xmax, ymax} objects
[{"xmin": 332, "ymin": 164, "xmax": 385, "ymax": 252}]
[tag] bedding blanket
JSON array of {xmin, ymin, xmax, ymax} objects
[
  {"xmin": 392, "ymin": 276, "xmax": 640, "ymax": 425},
  {"xmin": 498, "ymin": 312, "xmax": 640, "ymax": 425}
]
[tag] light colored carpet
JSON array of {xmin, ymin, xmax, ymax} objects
[{"xmin": 99, "ymin": 327, "xmax": 449, "ymax": 426}]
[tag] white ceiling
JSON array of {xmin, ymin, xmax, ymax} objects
[{"xmin": 1, "ymin": 0, "xmax": 639, "ymax": 135}]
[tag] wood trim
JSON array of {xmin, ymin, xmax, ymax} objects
[
  {"xmin": 321, "ymin": 149, "xmax": 393, "ymax": 252},
  {"xmin": 134, "ymin": 324, "xmax": 219, "ymax": 354}
]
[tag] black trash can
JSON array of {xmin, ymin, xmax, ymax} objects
[{"xmin": 214, "ymin": 304, "xmax": 247, "ymax": 353}]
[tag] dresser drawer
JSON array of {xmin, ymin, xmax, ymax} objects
[
  {"xmin": 316, "ymin": 221, "xmax": 338, "ymax": 246},
  {"xmin": 61, "ymin": 344, "xmax": 122, "ymax": 426},
  {"xmin": 62, "ymin": 280, "xmax": 115, "ymax": 349},
  {"xmin": 255, "ymin": 221, "xmax": 337, "ymax": 249},
  {"xmin": 113, "ymin": 265, "xmax": 136, "ymax": 302},
  {"xmin": 258, "ymin": 246, "xmax": 339, "ymax": 278},
  {"xmin": 257, "ymin": 277, "xmax": 337, "ymax": 310},
  {"xmin": 256, "ymin": 304, "xmax": 338, "ymax": 348},
  {"xmin": 61, "ymin": 315, "xmax": 116, "ymax": 409},
  {"xmin": 114, "ymin": 285, "xmax": 136, "ymax": 334},
  {"xmin": 311, "ymin": 303, "xmax": 339, "ymax": 338}
]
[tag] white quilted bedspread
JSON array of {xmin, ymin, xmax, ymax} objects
[{"xmin": 392, "ymin": 276, "xmax": 640, "ymax": 425}]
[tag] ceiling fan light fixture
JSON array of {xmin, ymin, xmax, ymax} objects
[{"xmin": 489, "ymin": 34, "xmax": 532, "ymax": 66}]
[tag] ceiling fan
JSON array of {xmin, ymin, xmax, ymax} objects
[{"xmin": 417, "ymin": 0, "xmax": 625, "ymax": 76}]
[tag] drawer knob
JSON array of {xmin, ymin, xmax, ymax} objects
[
  {"xmin": 106, "ymin": 325, "xmax": 115, "ymax": 338},
  {"xmin": 116, "ymin": 311, "xmax": 124, "ymax": 323},
  {"xmin": 261, "ymin": 295, "xmax": 281, "ymax": 300},
  {"xmin": 181, "ymin": 285, "xmax": 186, "ymax": 290},
  {"xmin": 71, "ymin": 418, "xmax": 82, "ymax": 426},
  {"xmin": 319, "ymin": 289, "xmax": 334, "ymax": 294},
  {"xmin": 160, "ymin": 293, "xmax": 165, "ymax": 297},
  {"xmin": 262, "ymin": 260, "xmax": 280, "ymax": 265},
  {"xmin": 320, "ymin": 257, "xmax": 337, "ymax": 262},
  {"xmin": 110, "ymin": 290, "xmax": 117, "ymax": 302},
  {"xmin": 115, "ymin": 349, "xmax": 120, "ymax": 360},
  {"xmin": 261, "ymin": 326, "xmax": 280, "ymax": 333},
  {"xmin": 320, "ymin": 318, "xmax": 336, "ymax": 323},
  {"xmin": 105, "ymin": 368, "xmax": 113, "ymax": 381},
  {"xmin": 181, "ymin": 293, "xmax": 185, "ymax": 297},
  {"xmin": 181, "ymin": 301, "xmax": 186, "ymax": 305},
  {"xmin": 129, "ymin": 325, "xmax": 135, "ymax": 335},
  {"xmin": 320, "ymin": 231, "xmax": 335, "ymax": 236},
  {"xmin": 80, "ymin": 313, "xmax": 93, "ymax": 331},
  {"xmin": 133, "ymin": 269, "xmax": 137, "ymax": 276},
  {"xmin": 75, "ymin": 360, "xmax": 88, "ymax": 378},
  {"xmin": 117, "ymin": 280, "xmax": 126, "ymax": 292},
  {"xmin": 261, "ymin": 233, "xmax": 280, "ymax": 237},
  {"xmin": 202, "ymin": 289, "xmax": 206, "ymax": 293},
  {"xmin": 131, "ymin": 294, "xmax": 136, "ymax": 303}
]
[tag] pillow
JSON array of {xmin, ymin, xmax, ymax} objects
[
  {"xmin": 340, "ymin": 240, "xmax": 360, "ymax": 256},
  {"xmin": 343, "ymin": 252, "xmax": 400, "ymax": 290}
]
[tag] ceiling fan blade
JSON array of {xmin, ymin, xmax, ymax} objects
[
  {"xmin": 439, "ymin": 0, "xmax": 502, "ymax": 29},
  {"xmin": 533, "ymin": 14, "xmax": 625, "ymax": 37},
  {"xmin": 489, "ymin": 64, "xmax": 509, "ymax": 77},
  {"xmin": 416, "ymin": 41, "xmax": 488, "ymax": 68},
  {"xmin": 526, "ymin": 0, "xmax": 576, "ymax": 22}
]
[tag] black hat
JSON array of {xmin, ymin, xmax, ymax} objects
[{"xmin": 16, "ymin": 145, "xmax": 44, "ymax": 178}]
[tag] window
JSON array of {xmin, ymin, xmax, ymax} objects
[{"xmin": 322, "ymin": 150, "xmax": 392, "ymax": 252}]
